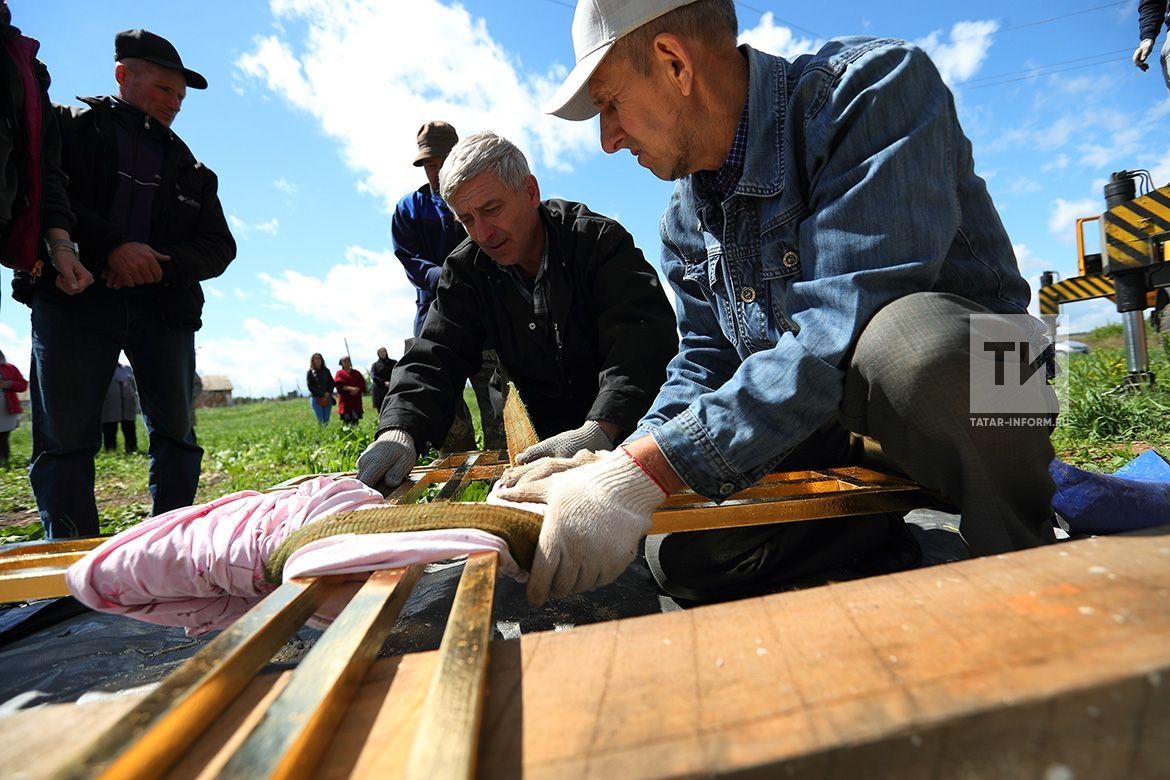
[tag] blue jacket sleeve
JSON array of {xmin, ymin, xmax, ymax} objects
[
  {"xmin": 1138, "ymin": 0, "xmax": 1167, "ymax": 41},
  {"xmin": 649, "ymin": 44, "xmax": 964, "ymax": 500},
  {"xmin": 391, "ymin": 195, "xmax": 444, "ymax": 295}
]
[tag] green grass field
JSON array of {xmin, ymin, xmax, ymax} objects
[{"xmin": 2, "ymin": 326, "xmax": 1168, "ymax": 542}]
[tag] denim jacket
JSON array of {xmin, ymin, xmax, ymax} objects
[{"xmin": 634, "ymin": 39, "xmax": 1032, "ymax": 501}]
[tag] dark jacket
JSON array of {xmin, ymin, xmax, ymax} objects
[
  {"xmin": 306, "ymin": 366, "xmax": 333, "ymax": 398},
  {"xmin": 12, "ymin": 96, "xmax": 236, "ymax": 329},
  {"xmin": 370, "ymin": 356, "xmax": 396, "ymax": 412},
  {"xmin": 391, "ymin": 184, "xmax": 467, "ymax": 336},
  {"xmin": 0, "ymin": 17, "xmax": 74, "ymax": 270},
  {"xmin": 1139, "ymin": 0, "xmax": 1169, "ymax": 40},
  {"xmin": 379, "ymin": 199, "xmax": 679, "ymax": 449}
]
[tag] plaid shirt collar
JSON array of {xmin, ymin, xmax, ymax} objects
[{"xmin": 701, "ymin": 99, "xmax": 751, "ymax": 199}]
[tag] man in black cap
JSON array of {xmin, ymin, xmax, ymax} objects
[
  {"xmin": 13, "ymin": 29, "xmax": 235, "ymax": 538},
  {"xmin": 390, "ymin": 120, "xmax": 503, "ymax": 451}
]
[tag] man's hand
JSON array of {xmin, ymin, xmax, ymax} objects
[
  {"xmin": 106, "ymin": 242, "xmax": 170, "ymax": 288},
  {"xmin": 356, "ymin": 429, "xmax": 417, "ymax": 490},
  {"xmin": 515, "ymin": 420, "xmax": 614, "ymax": 464},
  {"xmin": 1134, "ymin": 39, "xmax": 1154, "ymax": 70},
  {"xmin": 499, "ymin": 449, "xmax": 603, "ymax": 488},
  {"xmin": 495, "ymin": 448, "xmax": 667, "ymax": 605},
  {"xmin": 51, "ymin": 250, "xmax": 95, "ymax": 294}
]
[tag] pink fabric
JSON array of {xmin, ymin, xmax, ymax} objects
[
  {"xmin": 66, "ymin": 477, "xmax": 384, "ymax": 636},
  {"xmin": 66, "ymin": 476, "xmax": 525, "ymax": 637}
]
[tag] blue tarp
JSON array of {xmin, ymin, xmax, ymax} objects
[{"xmin": 1050, "ymin": 450, "xmax": 1170, "ymax": 534}]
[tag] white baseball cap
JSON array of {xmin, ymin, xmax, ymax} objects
[{"xmin": 545, "ymin": 0, "xmax": 696, "ymax": 121}]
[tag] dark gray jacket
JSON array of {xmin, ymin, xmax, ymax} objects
[{"xmin": 379, "ymin": 199, "xmax": 678, "ymax": 449}]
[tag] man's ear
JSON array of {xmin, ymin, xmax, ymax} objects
[
  {"xmin": 525, "ymin": 174, "xmax": 541, "ymax": 207},
  {"xmin": 651, "ymin": 33, "xmax": 695, "ymax": 98},
  {"xmin": 114, "ymin": 62, "xmax": 129, "ymax": 87}
]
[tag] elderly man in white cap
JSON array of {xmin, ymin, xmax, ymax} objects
[{"xmin": 498, "ymin": 0, "xmax": 1058, "ymax": 607}]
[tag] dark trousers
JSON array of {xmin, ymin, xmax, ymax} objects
[
  {"xmin": 0, "ymin": 430, "xmax": 9, "ymax": 465},
  {"xmin": 442, "ymin": 350, "xmax": 505, "ymax": 452},
  {"xmin": 647, "ymin": 293, "xmax": 1057, "ymax": 603},
  {"xmin": 28, "ymin": 290, "xmax": 203, "ymax": 538},
  {"xmin": 102, "ymin": 419, "xmax": 138, "ymax": 452}
]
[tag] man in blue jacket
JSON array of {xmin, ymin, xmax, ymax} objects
[
  {"xmin": 500, "ymin": 0, "xmax": 1058, "ymax": 606},
  {"xmin": 391, "ymin": 120, "xmax": 503, "ymax": 449},
  {"xmin": 1133, "ymin": 0, "xmax": 1170, "ymax": 93}
]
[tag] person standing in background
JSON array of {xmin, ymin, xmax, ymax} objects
[
  {"xmin": 369, "ymin": 346, "xmax": 396, "ymax": 415},
  {"xmin": 306, "ymin": 352, "xmax": 333, "ymax": 425},
  {"xmin": 1133, "ymin": 0, "xmax": 1170, "ymax": 93},
  {"xmin": 13, "ymin": 29, "xmax": 236, "ymax": 538},
  {"xmin": 334, "ymin": 355, "xmax": 366, "ymax": 425},
  {"xmin": 391, "ymin": 120, "xmax": 504, "ymax": 451},
  {"xmin": 0, "ymin": 348, "xmax": 28, "ymax": 468},
  {"xmin": 101, "ymin": 362, "xmax": 138, "ymax": 452},
  {"xmin": 0, "ymin": 0, "xmax": 93, "ymax": 298}
]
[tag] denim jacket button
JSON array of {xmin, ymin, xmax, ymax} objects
[
  {"xmin": 719, "ymin": 482, "xmax": 735, "ymax": 496},
  {"xmin": 782, "ymin": 251, "xmax": 799, "ymax": 269},
  {"xmin": 740, "ymin": 286, "xmax": 756, "ymax": 303},
  {"xmin": 528, "ymin": 322, "xmax": 536, "ymax": 330}
]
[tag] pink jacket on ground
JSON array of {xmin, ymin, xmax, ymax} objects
[{"xmin": 66, "ymin": 476, "xmax": 524, "ymax": 636}]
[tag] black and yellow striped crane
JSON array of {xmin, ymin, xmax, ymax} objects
[{"xmin": 1039, "ymin": 170, "xmax": 1170, "ymax": 386}]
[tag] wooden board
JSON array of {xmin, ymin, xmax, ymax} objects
[{"xmin": 9, "ymin": 530, "xmax": 1170, "ymax": 778}]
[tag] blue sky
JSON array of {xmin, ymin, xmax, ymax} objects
[{"xmin": 1, "ymin": 0, "xmax": 1166, "ymax": 397}]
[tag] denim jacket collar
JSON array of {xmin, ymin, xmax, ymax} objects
[{"xmin": 734, "ymin": 45, "xmax": 787, "ymax": 198}]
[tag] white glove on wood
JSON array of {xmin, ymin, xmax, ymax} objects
[
  {"xmin": 495, "ymin": 448, "xmax": 667, "ymax": 605},
  {"xmin": 498, "ymin": 449, "xmax": 604, "ymax": 488},
  {"xmin": 356, "ymin": 429, "xmax": 416, "ymax": 490},
  {"xmin": 515, "ymin": 420, "xmax": 613, "ymax": 464},
  {"xmin": 1134, "ymin": 39, "xmax": 1154, "ymax": 69}
]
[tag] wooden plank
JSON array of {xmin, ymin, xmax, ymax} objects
[
  {"xmin": 404, "ymin": 551, "xmax": 498, "ymax": 780},
  {"xmin": 0, "ymin": 567, "xmax": 73, "ymax": 602},
  {"xmin": 218, "ymin": 565, "xmax": 423, "ymax": 780},
  {"xmin": 0, "ymin": 537, "xmax": 106, "ymax": 557},
  {"xmin": 9, "ymin": 534, "xmax": 1170, "ymax": 778},
  {"xmin": 435, "ymin": 452, "xmax": 481, "ymax": 502},
  {"xmin": 47, "ymin": 576, "xmax": 342, "ymax": 780}
]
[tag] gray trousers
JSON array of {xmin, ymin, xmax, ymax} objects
[{"xmin": 647, "ymin": 292, "xmax": 1058, "ymax": 603}]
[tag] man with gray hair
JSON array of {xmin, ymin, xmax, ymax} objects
[
  {"xmin": 356, "ymin": 131, "xmax": 678, "ymax": 491},
  {"xmin": 498, "ymin": 0, "xmax": 1058, "ymax": 606}
]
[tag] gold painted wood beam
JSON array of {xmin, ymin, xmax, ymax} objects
[
  {"xmin": 49, "ymin": 576, "xmax": 343, "ymax": 780},
  {"xmin": 218, "ymin": 565, "xmax": 424, "ymax": 780},
  {"xmin": 404, "ymin": 551, "xmax": 499, "ymax": 780}
]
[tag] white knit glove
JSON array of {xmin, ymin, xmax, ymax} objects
[
  {"xmin": 356, "ymin": 429, "xmax": 416, "ymax": 490},
  {"xmin": 1134, "ymin": 39, "xmax": 1154, "ymax": 69},
  {"xmin": 495, "ymin": 448, "xmax": 667, "ymax": 605},
  {"xmin": 498, "ymin": 449, "xmax": 604, "ymax": 488},
  {"xmin": 515, "ymin": 420, "xmax": 613, "ymax": 464}
]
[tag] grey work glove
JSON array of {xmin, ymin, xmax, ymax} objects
[
  {"xmin": 495, "ymin": 449, "xmax": 667, "ymax": 606},
  {"xmin": 1134, "ymin": 39, "xmax": 1154, "ymax": 70},
  {"xmin": 515, "ymin": 420, "xmax": 613, "ymax": 464},
  {"xmin": 356, "ymin": 429, "xmax": 416, "ymax": 490}
]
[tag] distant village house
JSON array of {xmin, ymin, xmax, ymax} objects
[{"xmin": 196, "ymin": 375, "xmax": 234, "ymax": 408}]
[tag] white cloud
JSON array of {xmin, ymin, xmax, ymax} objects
[
  {"xmin": 1047, "ymin": 198, "xmax": 1098, "ymax": 242},
  {"xmin": 1041, "ymin": 154, "xmax": 1069, "ymax": 173},
  {"xmin": 1008, "ymin": 177, "xmax": 1042, "ymax": 195},
  {"xmin": 916, "ymin": 20, "xmax": 998, "ymax": 86},
  {"xmin": 197, "ymin": 245, "xmax": 420, "ymax": 397},
  {"xmin": 228, "ymin": 214, "xmax": 281, "ymax": 239},
  {"xmin": 738, "ymin": 13, "xmax": 818, "ymax": 58},
  {"xmin": 0, "ymin": 323, "xmax": 31, "ymax": 371},
  {"xmin": 274, "ymin": 177, "xmax": 298, "ymax": 196},
  {"xmin": 234, "ymin": 0, "xmax": 597, "ymax": 214},
  {"xmin": 233, "ymin": 288, "xmax": 251, "ymax": 301},
  {"xmin": 204, "ymin": 284, "xmax": 226, "ymax": 299}
]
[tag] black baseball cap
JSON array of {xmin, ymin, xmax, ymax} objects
[{"xmin": 114, "ymin": 29, "xmax": 207, "ymax": 90}]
